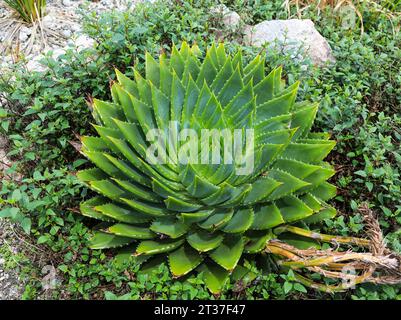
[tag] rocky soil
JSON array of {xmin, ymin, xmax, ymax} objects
[
  {"xmin": 0, "ymin": 220, "xmax": 24, "ymax": 300},
  {"xmin": 0, "ymin": 0, "xmax": 141, "ymax": 70}
]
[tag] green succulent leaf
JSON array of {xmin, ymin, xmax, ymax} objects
[
  {"xmin": 168, "ymin": 245, "xmax": 203, "ymax": 276},
  {"xmin": 187, "ymin": 230, "xmax": 224, "ymax": 252},
  {"xmin": 209, "ymin": 236, "xmax": 244, "ymax": 271},
  {"xmin": 198, "ymin": 262, "xmax": 230, "ymax": 294},
  {"xmin": 107, "ymin": 223, "xmax": 155, "ymax": 239},
  {"xmin": 89, "ymin": 231, "xmax": 134, "ymax": 249},
  {"xmin": 150, "ymin": 217, "xmax": 189, "ymax": 238},
  {"xmin": 136, "ymin": 239, "xmax": 185, "ymax": 255}
]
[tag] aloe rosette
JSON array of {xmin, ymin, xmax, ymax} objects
[{"xmin": 77, "ymin": 42, "xmax": 339, "ymax": 293}]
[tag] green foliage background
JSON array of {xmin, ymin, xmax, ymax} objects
[{"xmin": 0, "ymin": 0, "xmax": 400, "ymax": 299}]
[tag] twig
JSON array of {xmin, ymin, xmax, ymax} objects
[{"xmin": 266, "ymin": 204, "xmax": 401, "ymax": 293}]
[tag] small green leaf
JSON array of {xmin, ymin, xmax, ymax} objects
[
  {"xmin": 11, "ymin": 189, "xmax": 22, "ymax": 201},
  {"xmin": 37, "ymin": 235, "xmax": 49, "ymax": 245},
  {"xmin": 21, "ymin": 217, "xmax": 31, "ymax": 234},
  {"xmin": 284, "ymin": 281, "xmax": 293, "ymax": 294},
  {"xmin": 294, "ymin": 283, "xmax": 307, "ymax": 293}
]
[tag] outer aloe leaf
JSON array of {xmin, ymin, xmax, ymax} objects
[
  {"xmin": 281, "ymin": 141, "xmax": 335, "ymax": 164},
  {"xmin": 136, "ymin": 239, "xmax": 185, "ymax": 255},
  {"xmin": 76, "ymin": 168, "xmax": 108, "ymax": 182},
  {"xmin": 168, "ymin": 245, "xmax": 203, "ymax": 276},
  {"xmin": 112, "ymin": 83, "xmax": 137, "ymax": 123},
  {"xmin": 92, "ymin": 99, "xmax": 123, "ymax": 129},
  {"xmin": 242, "ymin": 177, "xmax": 282, "ymax": 205},
  {"xmin": 276, "ymin": 195, "xmax": 314, "ymax": 222},
  {"xmin": 250, "ymin": 204, "xmax": 285, "ymax": 230},
  {"xmin": 95, "ymin": 203, "xmax": 151, "ymax": 223},
  {"xmin": 164, "ymin": 196, "xmax": 203, "ymax": 212},
  {"xmin": 244, "ymin": 230, "xmax": 273, "ymax": 253},
  {"xmin": 303, "ymin": 205, "xmax": 336, "ymax": 224},
  {"xmin": 89, "ymin": 179, "xmax": 126, "ymax": 199},
  {"xmin": 146, "ymin": 51, "xmax": 160, "ymax": 87},
  {"xmin": 309, "ymin": 182, "xmax": 337, "ymax": 201},
  {"xmin": 113, "ymin": 179, "xmax": 160, "ymax": 202},
  {"xmin": 150, "ymin": 216, "xmax": 189, "ymax": 238},
  {"xmin": 277, "ymin": 233, "xmax": 320, "ymax": 250},
  {"xmin": 180, "ymin": 210, "xmax": 214, "ymax": 224},
  {"xmin": 115, "ymin": 69, "xmax": 138, "ymax": 96},
  {"xmin": 265, "ymin": 170, "xmax": 311, "ymax": 201},
  {"xmin": 108, "ymin": 223, "xmax": 155, "ymax": 239},
  {"xmin": 209, "ymin": 236, "xmax": 244, "ymax": 271},
  {"xmin": 81, "ymin": 136, "xmax": 109, "ymax": 152},
  {"xmin": 198, "ymin": 262, "xmax": 230, "ymax": 294},
  {"xmin": 254, "ymin": 68, "xmax": 276, "ymax": 105},
  {"xmin": 80, "ymin": 197, "xmax": 111, "ymax": 221},
  {"xmin": 256, "ymin": 89, "xmax": 297, "ymax": 120},
  {"xmin": 198, "ymin": 210, "xmax": 234, "ymax": 231},
  {"xmin": 122, "ymin": 198, "xmax": 171, "ymax": 216},
  {"xmin": 220, "ymin": 208, "xmax": 254, "ymax": 233},
  {"xmin": 90, "ymin": 231, "xmax": 134, "ymax": 249},
  {"xmin": 84, "ymin": 152, "xmax": 122, "ymax": 178},
  {"xmin": 104, "ymin": 154, "xmax": 151, "ymax": 187},
  {"xmin": 187, "ymin": 230, "xmax": 224, "ymax": 252}
]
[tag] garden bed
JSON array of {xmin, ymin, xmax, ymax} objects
[{"xmin": 0, "ymin": 0, "xmax": 400, "ymax": 300}]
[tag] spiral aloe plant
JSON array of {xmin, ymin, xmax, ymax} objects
[{"xmin": 77, "ymin": 42, "xmax": 344, "ymax": 293}]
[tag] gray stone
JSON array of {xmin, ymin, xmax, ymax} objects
[
  {"xmin": 49, "ymin": 48, "xmax": 67, "ymax": 59},
  {"xmin": 41, "ymin": 13, "xmax": 56, "ymax": 27},
  {"xmin": 74, "ymin": 35, "xmax": 95, "ymax": 51},
  {"xmin": 62, "ymin": 29, "xmax": 72, "ymax": 38},
  {"xmin": 26, "ymin": 56, "xmax": 47, "ymax": 72},
  {"xmin": 0, "ymin": 135, "xmax": 12, "ymax": 176},
  {"xmin": 19, "ymin": 26, "xmax": 31, "ymax": 43},
  {"xmin": 212, "ymin": 4, "xmax": 241, "ymax": 29},
  {"xmin": 223, "ymin": 11, "xmax": 241, "ymax": 28},
  {"xmin": 245, "ymin": 19, "xmax": 335, "ymax": 66}
]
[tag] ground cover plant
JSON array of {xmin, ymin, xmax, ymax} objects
[{"xmin": 0, "ymin": 0, "xmax": 400, "ymax": 300}]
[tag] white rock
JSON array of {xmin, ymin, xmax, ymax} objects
[
  {"xmin": 0, "ymin": 258, "xmax": 4, "ymax": 265},
  {"xmin": 245, "ymin": 19, "xmax": 335, "ymax": 66},
  {"xmin": 19, "ymin": 26, "xmax": 31, "ymax": 43},
  {"xmin": 50, "ymin": 48, "xmax": 66, "ymax": 59},
  {"xmin": 70, "ymin": 23, "xmax": 82, "ymax": 33},
  {"xmin": 62, "ymin": 29, "xmax": 72, "ymax": 38},
  {"xmin": 26, "ymin": 56, "xmax": 47, "ymax": 73},
  {"xmin": 212, "ymin": 4, "xmax": 241, "ymax": 29},
  {"xmin": 0, "ymin": 135, "xmax": 12, "ymax": 175},
  {"xmin": 62, "ymin": 0, "xmax": 72, "ymax": 6},
  {"xmin": 74, "ymin": 35, "xmax": 95, "ymax": 51},
  {"xmin": 41, "ymin": 14, "xmax": 55, "ymax": 26},
  {"xmin": 223, "ymin": 11, "xmax": 241, "ymax": 28}
]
